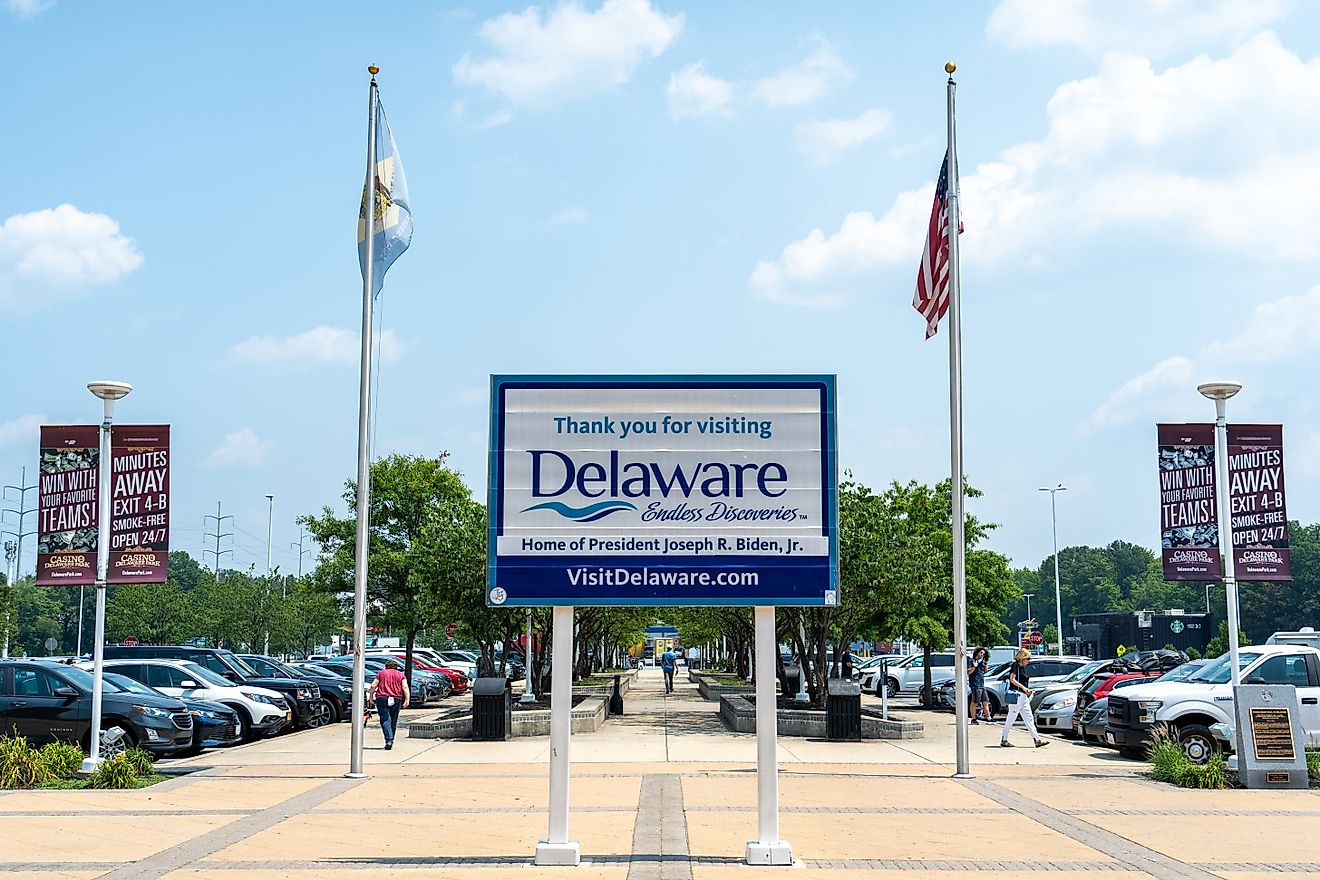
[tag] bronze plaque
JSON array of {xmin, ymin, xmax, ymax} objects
[
  {"xmin": 1265, "ymin": 771, "xmax": 1292, "ymax": 784},
  {"xmin": 1250, "ymin": 707, "xmax": 1296, "ymax": 761}
]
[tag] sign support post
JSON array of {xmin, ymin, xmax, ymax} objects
[
  {"xmin": 537, "ymin": 605, "xmax": 580, "ymax": 866},
  {"xmin": 747, "ymin": 605, "xmax": 791, "ymax": 865}
]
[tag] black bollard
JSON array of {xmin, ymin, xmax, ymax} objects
[{"xmin": 609, "ymin": 673, "xmax": 624, "ymax": 716}]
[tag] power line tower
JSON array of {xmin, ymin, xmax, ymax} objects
[
  {"xmin": 1, "ymin": 466, "xmax": 38, "ymax": 581},
  {"xmin": 202, "ymin": 502, "xmax": 235, "ymax": 583},
  {"xmin": 290, "ymin": 527, "xmax": 312, "ymax": 578}
]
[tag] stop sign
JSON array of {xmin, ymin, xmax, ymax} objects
[
  {"xmin": 1028, "ymin": 631, "xmax": 1044, "ymax": 646},
  {"xmin": 123, "ymin": 636, "xmax": 139, "ymax": 647},
  {"xmin": 445, "ymin": 623, "xmax": 458, "ymax": 637}
]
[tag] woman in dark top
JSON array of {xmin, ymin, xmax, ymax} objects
[
  {"xmin": 968, "ymin": 647, "xmax": 990, "ymax": 723},
  {"xmin": 1001, "ymin": 648, "xmax": 1048, "ymax": 748}
]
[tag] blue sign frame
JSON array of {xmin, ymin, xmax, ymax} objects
[{"xmin": 487, "ymin": 375, "xmax": 838, "ymax": 607}]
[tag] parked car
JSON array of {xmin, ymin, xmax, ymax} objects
[
  {"xmin": 102, "ymin": 645, "xmax": 322, "ymax": 729},
  {"xmin": 238, "ymin": 654, "xmax": 353, "ymax": 725},
  {"xmin": 1029, "ymin": 659, "xmax": 1112, "ymax": 712},
  {"xmin": 102, "ymin": 671, "xmax": 242, "ymax": 754},
  {"xmin": 383, "ymin": 648, "xmax": 477, "ymax": 683},
  {"xmin": 1107, "ymin": 645, "xmax": 1320, "ymax": 762},
  {"xmin": 858, "ymin": 653, "xmax": 947, "ymax": 697},
  {"xmin": 937, "ymin": 657, "xmax": 1093, "ymax": 716},
  {"xmin": 0, "ymin": 659, "xmax": 193, "ymax": 757},
  {"xmin": 1081, "ymin": 662, "xmax": 1206, "ymax": 746},
  {"xmin": 1068, "ymin": 672, "xmax": 1164, "ymax": 737},
  {"xmin": 90, "ymin": 658, "xmax": 290, "ymax": 741},
  {"xmin": 366, "ymin": 654, "xmax": 465, "ymax": 696}
]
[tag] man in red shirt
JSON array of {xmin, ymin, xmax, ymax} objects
[{"xmin": 368, "ymin": 659, "xmax": 410, "ymax": 750}]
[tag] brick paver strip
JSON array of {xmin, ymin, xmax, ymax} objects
[
  {"xmin": 628, "ymin": 773, "xmax": 692, "ymax": 880},
  {"xmin": 90, "ymin": 776, "xmax": 363, "ymax": 880},
  {"xmin": 959, "ymin": 777, "xmax": 1222, "ymax": 880}
]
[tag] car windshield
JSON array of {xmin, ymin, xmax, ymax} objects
[
  {"xmin": 1060, "ymin": 660, "xmax": 1106, "ymax": 684},
  {"xmin": 222, "ymin": 651, "xmax": 261, "ymax": 677},
  {"xmin": 296, "ymin": 664, "xmax": 339, "ymax": 677},
  {"xmin": 179, "ymin": 661, "xmax": 235, "ymax": 688},
  {"xmin": 1190, "ymin": 652, "xmax": 1261, "ymax": 684},
  {"xmin": 104, "ymin": 672, "xmax": 157, "ymax": 695},
  {"xmin": 270, "ymin": 660, "xmax": 305, "ymax": 679},
  {"xmin": 1080, "ymin": 674, "xmax": 1112, "ymax": 695},
  {"xmin": 61, "ymin": 665, "xmax": 124, "ymax": 693},
  {"xmin": 990, "ymin": 661, "xmax": 1014, "ymax": 678},
  {"xmin": 1156, "ymin": 662, "xmax": 1205, "ymax": 683}
]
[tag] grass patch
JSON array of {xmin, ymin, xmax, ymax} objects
[
  {"xmin": 1147, "ymin": 726, "xmax": 1228, "ymax": 789},
  {"xmin": 38, "ymin": 773, "xmax": 168, "ymax": 791}
]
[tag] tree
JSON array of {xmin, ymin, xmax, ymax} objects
[
  {"xmin": 1204, "ymin": 620, "xmax": 1250, "ymax": 658},
  {"xmin": 302, "ymin": 454, "xmax": 472, "ymax": 687},
  {"xmin": 106, "ymin": 581, "xmax": 195, "ymax": 645}
]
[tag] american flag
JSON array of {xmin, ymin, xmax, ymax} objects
[{"xmin": 913, "ymin": 151, "xmax": 958, "ymax": 339}]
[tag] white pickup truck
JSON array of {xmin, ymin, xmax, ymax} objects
[{"xmin": 1104, "ymin": 644, "xmax": 1320, "ymax": 762}]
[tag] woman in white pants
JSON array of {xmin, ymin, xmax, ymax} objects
[{"xmin": 1001, "ymin": 648, "xmax": 1049, "ymax": 748}]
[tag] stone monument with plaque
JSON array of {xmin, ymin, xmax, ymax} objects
[{"xmin": 1233, "ymin": 684, "xmax": 1309, "ymax": 789}]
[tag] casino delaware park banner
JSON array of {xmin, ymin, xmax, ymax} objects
[{"xmin": 488, "ymin": 376, "xmax": 838, "ymax": 607}]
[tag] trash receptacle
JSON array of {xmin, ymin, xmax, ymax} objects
[
  {"xmin": 783, "ymin": 664, "xmax": 802, "ymax": 699},
  {"xmin": 826, "ymin": 677, "xmax": 862, "ymax": 741},
  {"xmin": 472, "ymin": 677, "xmax": 512, "ymax": 741}
]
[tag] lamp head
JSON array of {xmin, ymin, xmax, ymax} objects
[
  {"xmin": 1197, "ymin": 381, "xmax": 1242, "ymax": 401},
  {"xmin": 1038, "ymin": 484, "xmax": 1066, "ymax": 492},
  {"xmin": 87, "ymin": 381, "xmax": 132, "ymax": 401},
  {"xmin": 265, "ymin": 494, "xmax": 274, "ymax": 501}
]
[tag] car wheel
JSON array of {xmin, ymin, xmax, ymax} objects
[
  {"xmin": 95, "ymin": 724, "xmax": 135, "ymax": 758},
  {"xmin": 886, "ymin": 678, "xmax": 899, "ymax": 698},
  {"xmin": 305, "ymin": 698, "xmax": 334, "ymax": 729},
  {"xmin": 1176, "ymin": 724, "xmax": 1218, "ymax": 765},
  {"xmin": 986, "ymin": 694, "xmax": 1000, "ymax": 717},
  {"xmin": 223, "ymin": 705, "xmax": 253, "ymax": 741}
]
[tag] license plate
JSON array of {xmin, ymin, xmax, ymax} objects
[{"xmin": 1105, "ymin": 731, "xmax": 1115, "ymax": 744}]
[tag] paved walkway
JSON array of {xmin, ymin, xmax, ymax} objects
[{"xmin": 2, "ymin": 668, "xmax": 1318, "ymax": 879}]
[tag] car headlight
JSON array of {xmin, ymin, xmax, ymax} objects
[
  {"xmin": 191, "ymin": 709, "xmax": 223, "ymax": 720},
  {"xmin": 296, "ymin": 688, "xmax": 314, "ymax": 700},
  {"xmin": 242, "ymin": 691, "xmax": 280, "ymax": 705},
  {"xmin": 1050, "ymin": 696, "xmax": 1076, "ymax": 709},
  {"xmin": 1137, "ymin": 700, "xmax": 1162, "ymax": 724},
  {"xmin": 133, "ymin": 704, "xmax": 172, "ymax": 719}
]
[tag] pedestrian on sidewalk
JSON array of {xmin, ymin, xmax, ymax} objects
[
  {"xmin": 841, "ymin": 647, "xmax": 854, "ymax": 680},
  {"xmin": 368, "ymin": 658, "xmax": 410, "ymax": 750},
  {"xmin": 1001, "ymin": 648, "xmax": 1047, "ymax": 748},
  {"xmin": 661, "ymin": 646, "xmax": 677, "ymax": 694},
  {"xmin": 968, "ymin": 647, "xmax": 990, "ymax": 723}
]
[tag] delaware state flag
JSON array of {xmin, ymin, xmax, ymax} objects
[{"xmin": 358, "ymin": 98, "xmax": 413, "ymax": 298}]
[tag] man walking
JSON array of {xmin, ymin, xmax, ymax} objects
[
  {"xmin": 661, "ymin": 646, "xmax": 677, "ymax": 694},
  {"xmin": 368, "ymin": 658, "xmax": 410, "ymax": 750}
]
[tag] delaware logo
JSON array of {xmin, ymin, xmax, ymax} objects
[{"xmin": 521, "ymin": 500, "xmax": 637, "ymax": 523}]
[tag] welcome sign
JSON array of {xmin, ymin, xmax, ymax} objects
[{"xmin": 488, "ymin": 376, "xmax": 838, "ymax": 606}]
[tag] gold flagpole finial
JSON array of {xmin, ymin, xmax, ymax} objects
[
  {"xmin": 945, "ymin": 61, "xmax": 957, "ymax": 74},
  {"xmin": 368, "ymin": 65, "xmax": 380, "ymax": 77}
]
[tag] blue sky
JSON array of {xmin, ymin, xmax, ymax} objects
[{"xmin": 3, "ymin": 0, "xmax": 1319, "ymax": 579}]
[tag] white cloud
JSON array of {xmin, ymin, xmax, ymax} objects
[
  {"xmin": 0, "ymin": 414, "xmax": 44, "ymax": 448},
  {"xmin": 203, "ymin": 428, "xmax": 273, "ymax": 471},
  {"xmin": 5, "ymin": 0, "xmax": 54, "ymax": 18},
  {"xmin": 794, "ymin": 108, "xmax": 891, "ymax": 166},
  {"xmin": 0, "ymin": 204, "xmax": 143, "ymax": 309},
  {"xmin": 453, "ymin": 0, "xmax": 683, "ymax": 116},
  {"xmin": 550, "ymin": 205, "xmax": 590, "ymax": 225},
  {"xmin": 750, "ymin": 34, "xmax": 1320, "ymax": 304},
  {"xmin": 666, "ymin": 61, "xmax": 733, "ymax": 120},
  {"xmin": 752, "ymin": 37, "xmax": 852, "ymax": 108},
  {"xmin": 228, "ymin": 326, "xmax": 406, "ymax": 370},
  {"xmin": 987, "ymin": 0, "xmax": 1292, "ymax": 57},
  {"xmin": 1087, "ymin": 285, "xmax": 1320, "ymax": 431}
]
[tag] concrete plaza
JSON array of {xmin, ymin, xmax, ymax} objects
[{"xmin": 1, "ymin": 668, "xmax": 1318, "ymax": 880}]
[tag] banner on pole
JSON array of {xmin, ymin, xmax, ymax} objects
[
  {"xmin": 1227, "ymin": 424, "xmax": 1290, "ymax": 581},
  {"xmin": 36, "ymin": 425, "xmax": 100, "ymax": 586},
  {"xmin": 108, "ymin": 425, "xmax": 170, "ymax": 584},
  {"xmin": 488, "ymin": 376, "xmax": 838, "ymax": 606},
  {"xmin": 1157, "ymin": 423, "xmax": 1222, "ymax": 581}
]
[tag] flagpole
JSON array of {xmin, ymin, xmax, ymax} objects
[
  {"xmin": 945, "ymin": 61, "xmax": 971, "ymax": 780},
  {"xmin": 347, "ymin": 64, "xmax": 379, "ymax": 780}
]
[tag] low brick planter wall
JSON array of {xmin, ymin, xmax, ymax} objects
[
  {"xmin": 571, "ymin": 669, "xmax": 638, "ymax": 701},
  {"xmin": 694, "ymin": 672, "xmax": 756, "ymax": 702},
  {"xmin": 407, "ymin": 694, "xmax": 610, "ymax": 739},
  {"xmin": 718, "ymin": 694, "xmax": 923, "ymax": 740}
]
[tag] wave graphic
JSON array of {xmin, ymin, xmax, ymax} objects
[{"xmin": 521, "ymin": 500, "xmax": 637, "ymax": 522}]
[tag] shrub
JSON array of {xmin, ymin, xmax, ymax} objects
[
  {"xmin": 122, "ymin": 747, "xmax": 155, "ymax": 778},
  {"xmin": 88, "ymin": 754, "xmax": 139, "ymax": 789},
  {"xmin": 38, "ymin": 741, "xmax": 85, "ymax": 779},
  {"xmin": 1184, "ymin": 647, "xmax": 1201, "ymax": 661},
  {"xmin": 0, "ymin": 734, "xmax": 54, "ymax": 790},
  {"xmin": 1147, "ymin": 725, "xmax": 1227, "ymax": 789},
  {"xmin": 1307, "ymin": 749, "xmax": 1319, "ymax": 780}
]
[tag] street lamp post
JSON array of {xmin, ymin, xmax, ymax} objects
[
  {"xmin": 263, "ymin": 493, "xmax": 274, "ymax": 655},
  {"xmin": 1039, "ymin": 485, "xmax": 1066, "ymax": 656},
  {"xmin": 521, "ymin": 608, "xmax": 536, "ymax": 704},
  {"xmin": 1023, "ymin": 593, "xmax": 1033, "ymax": 622},
  {"xmin": 84, "ymin": 380, "xmax": 132, "ymax": 772},
  {"xmin": 1199, "ymin": 381, "xmax": 1244, "ymax": 687}
]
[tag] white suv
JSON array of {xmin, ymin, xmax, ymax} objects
[
  {"xmin": 96, "ymin": 659, "xmax": 291, "ymax": 741},
  {"xmin": 860, "ymin": 653, "xmax": 956, "ymax": 697}
]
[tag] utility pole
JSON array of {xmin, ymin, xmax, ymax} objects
[
  {"xmin": 203, "ymin": 502, "xmax": 235, "ymax": 582},
  {"xmin": 291, "ymin": 528, "xmax": 311, "ymax": 578},
  {"xmin": 3, "ymin": 539, "xmax": 15, "ymax": 658},
  {"xmin": 2, "ymin": 466, "xmax": 38, "ymax": 582}
]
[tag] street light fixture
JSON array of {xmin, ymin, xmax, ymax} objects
[
  {"xmin": 1022, "ymin": 593, "xmax": 1034, "ymax": 622},
  {"xmin": 264, "ymin": 493, "xmax": 275, "ymax": 655},
  {"xmin": 1198, "ymin": 380, "xmax": 1243, "ymax": 686},
  {"xmin": 1039, "ymin": 484, "xmax": 1066, "ymax": 657},
  {"xmin": 84, "ymin": 380, "xmax": 132, "ymax": 772}
]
